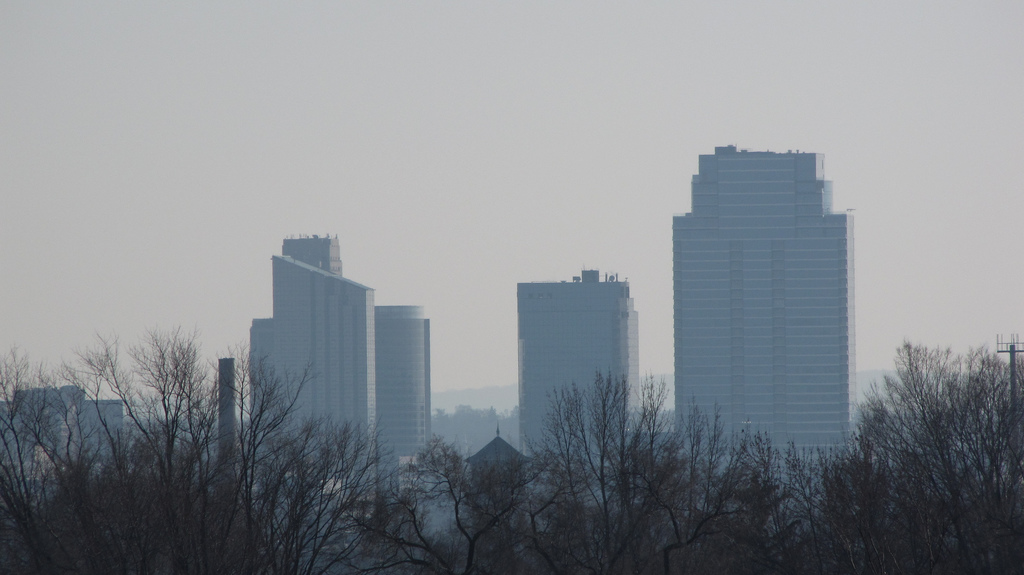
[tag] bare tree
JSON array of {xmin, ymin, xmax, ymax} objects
[
  {"xmin": 809, "ymin": 433, "xmax": 904, "ymax": 575},
  {"xmin": 856, "ymin": 343, "xmax": 1024, "ymax": 575},
  {"xmin": 1, "ymin": 330, "xmax": 384, "ymax": 575},
  {"xmin": 724, "ymin": 433, "xmax": 813, "ymax": 575},
  {"xmin": 523, "ymin": 374, "xmax": 669, "ymax": 575},
  {"xmin": 0, "ymin": 348, "xmax": 62, "ymax": 573},
  {"xmin": 363, "ymin": 436, "xmax": 533, "ymax": 575},
  {"xmin": 646, "ymin": 401, "xmax": 743, "ymax": 575}
]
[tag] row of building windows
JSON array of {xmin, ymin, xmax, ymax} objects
[
  {"xmin": 674, "ymin": 286, "xmax": 849, "ymax": 298},
  {"xmin": 676, "ymin": 228, "xmax": 849, "ymax": 240},
  {"xmin": 672, "ymin": 238, "xmax": 847, "ymax": 250},
  {"xmin": 680, "ymin": 371, "xmax": 850, "ymax": 381}
]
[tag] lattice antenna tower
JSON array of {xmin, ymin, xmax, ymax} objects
[{"xmin": 997, "ymin": 334, "xmax": 1021, "ymax": 411}]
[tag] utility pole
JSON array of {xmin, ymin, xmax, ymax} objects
[{"xmin": 997, "ymin": 334, "xmax": 1020, "ymax": 413}]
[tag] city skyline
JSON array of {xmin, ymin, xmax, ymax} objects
[{"xmin": 3, "ymin": 4, "xmax": 1022, "ymax": 394}]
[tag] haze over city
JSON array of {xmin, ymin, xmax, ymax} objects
[{"xmin": 2, "ymin": 2, "xmax": 1023, "ymax": 395}]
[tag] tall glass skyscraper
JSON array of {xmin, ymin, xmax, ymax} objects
[
  {"xmin": 251, "ymin": 236, "xmax": 376, "ymax": 426},
  {"xmin": 673, "ymin": 146, "xmax": 855, "ymax": 445},
  {"xmin": 375, "ymin": 305, "xmax": 430, "ymax": 458},
  {"xmin": 518, "ymin": 269, "xmax": 639, "ymax": 451}
]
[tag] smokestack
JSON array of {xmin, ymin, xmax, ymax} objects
[{"xmin": 218, "ymin": 358, "xmax": 236, "ymax": 457}]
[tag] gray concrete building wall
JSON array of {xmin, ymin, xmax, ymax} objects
[
  {"xmin": 673, "ymin": 146, "xmax": 854, "ymax": 445},
  {"xmin": 518, "ymin": 270, "xmax": 638, "ymax": 451},
  {"xmin": 375, "ymin": 305, "xmax": 430, "ymax": 458}
]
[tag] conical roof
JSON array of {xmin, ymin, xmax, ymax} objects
[{"xmin": 467, "ymin": 434, "xmax": 523, "ymax": 466}]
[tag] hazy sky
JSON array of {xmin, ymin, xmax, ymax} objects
[{"xmin": 2, "ymin": 2, "xmax": 1022, "ymax": 393}]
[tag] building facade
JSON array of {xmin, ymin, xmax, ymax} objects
[
  {"xmin": 375, "ymin": 305, "xmax": 430, "ymax": 458},
  {"xmin": 250, "ymin": 236, "xmax": 376, "ymax": 426},
  {"xmin": 2, "ymin": 386, "xmax": 123, "ymax": 456},
  {"xmin": 518, "ymin": 269, "xmax": 639, "ymax": 451},
  {"xmin": 282, "ymin": 235, "xmax": 342, "ymax": 275},
  {"xmin": 673, "ymin": 146, "xmax": 855, "ymax": 445}
]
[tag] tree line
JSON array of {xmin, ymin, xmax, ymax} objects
[{"xmin": 1, "ymin": 331, "xmax": 1022, "ymax": 574}]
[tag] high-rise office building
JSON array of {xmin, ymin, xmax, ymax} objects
[
  {"xmin": 673, "ymin": 146, "xmax": 855, "ymax": 445},
  {"xmin": 250, "ymin": 236, "xmax": 375, "ymax": 426},
  {"xmin": 375, "ymin": 305, "xmax": 430, "ymax": 458},
  {"xmin": 2, "ymin": 386, "xmax": 123, "ymax": 455},
  {"xmin": 518, "ymin": 269, "xmax": 639, "ymax": 451}
]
